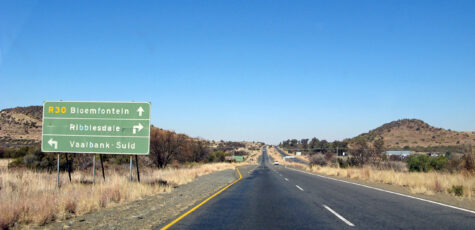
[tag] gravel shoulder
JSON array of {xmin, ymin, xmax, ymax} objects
[{"xmin": 37, "ymin": 165, "xmax": 255, "ymax": 230}]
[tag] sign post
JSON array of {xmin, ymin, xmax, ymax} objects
[
  {"xmin": 135, "ymin": 155, "xmax": 140, "ymax": 182},
  {"xmin": 100, "ymin": 154, "xmax": 105, "ymax": 181},
  {"xmin": 42, "ymin": 101, "xmax": 151, "ymax": 185},
  {"xmin": 66, "ymin": 153, "xmax": 71, "ymax": 182},
  {"xmin": 92, "ymin": 155, "xmax": 96, "ymax": 185},
  {"xmin": 57, "ymin": 154, "xmax": 60, "ymax": 188},
  {"xmin": 129, "ymin": 156, "xmax": 133, "ymax": 181}
]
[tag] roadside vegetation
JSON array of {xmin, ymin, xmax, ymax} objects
[
  {"xmin": 0, "ymin": 127, "xmax": 263, "ymax": 229},
  {"xmin": 0, "ymin": 163, "xmax": 241, "ymax": 228},
  {"xmin": 279, "ymin": 138, "xmax": 475, "ymax": 200}
]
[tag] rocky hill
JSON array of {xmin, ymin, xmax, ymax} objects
[
  {"xmin": 0, "ymin": 106, "xmax": 43, "ymax": 148},
  {"xmin": 353, "ymin": 119, "xmax": 475, "ymax": 149}
]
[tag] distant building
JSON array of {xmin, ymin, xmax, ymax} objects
[{"xmin": 386, "ymin": 151, "xmax": 413, "ymax": 157}]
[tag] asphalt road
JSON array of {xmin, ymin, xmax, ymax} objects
[
  {"xmin": 161, "ymin": 148, "xmax": 475, "ymax": 230},
  {"xmin": 274, "ymin": 146, "xmax": 308, "ymax": 164}
]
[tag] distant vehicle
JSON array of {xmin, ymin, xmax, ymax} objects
[{"xmin": 273, "ymin": 161, "xmax": 279, "ymax": 165}]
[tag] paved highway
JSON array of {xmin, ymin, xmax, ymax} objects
[
  {"xmin": 274, "ymin": 146, "xmax": 308, "ymax": 164},
  {"xmin": 161, "ymin": 148, "xmax": 475, "ymax": 230}
]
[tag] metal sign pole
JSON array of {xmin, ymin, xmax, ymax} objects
[
  {"xmin": 129, "ymin": 155, "xmax": 133, "ymax": 181},
  {"xmin": 135, "ymin": 155, "xmax": 140, "ymax": 182},
  {"xmin": 92, "ymin": 155, "xmax": 96, "ymax": 185},
  {"xmin": 57, "ymin": 154, "xmax": 60, "ymax": 188},
  {"xmin": 100, "ymin": 154, "xmax": 105, "ymax": 181},
  {"xmin": 66, "ymin": 153, "xmax": 72, "ymax": 182}
]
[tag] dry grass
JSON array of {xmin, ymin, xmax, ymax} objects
[
  {"xmin": 267, "ymin": 147, "xmax": 475, "ymax": 200},
  {"xmin": 245, "ymin": 148, "xmax": 263, "ymax": 164},
  {"xmin": 310, "ymin": 165, "xmax": 475, "ymax": 199},
  {"xmin": 0, "ymin": 162, "xmax": 238, "ymax": 229},
  {"xmin": 0, "ymin": 160, "xmax": 10, "ymax": 169}
]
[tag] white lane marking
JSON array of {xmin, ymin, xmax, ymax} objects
[
  {"xmin": 284, "ymin": 178, "xmax": 289, "ymax": 181},
  {"xmin": 285, "ymin": 167, "xmax": 475, "ymax": 215},
  {"xmin": 296, "ymin": 185, "xmax": 304, "ymax": 191},
  {"xmin": 323, "ymin": 205, "xmax": 355, "ymax": 227}
]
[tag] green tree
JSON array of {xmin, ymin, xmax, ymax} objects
[
  {"xmin": 301, "ymin": 139, "xmax": 309, "ymax": 150},
  {"xmin": 351, "ymin": 139, "xmax": 370, "ymax": 166},
  {"xmin": 290, "ymin": 139, "xmax": 298, "ymax": 147},
  {"xmin": 373, "ymin": 137, "xmax": 385, "ymax": 157},
  {"xmin": 318, "ymin": 140, "xmax": 329, "ymax": 153},
  {"xmin": 310, "ymin": 138, "xmax": 320, "ymax": 150}
]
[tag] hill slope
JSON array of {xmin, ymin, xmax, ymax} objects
[
  {"xmin": 353, "ymin": 119, "xmax": 475, "ymax": 149},
  {"xmin": 0, "ymin": 106, "xmax": 42, "ymax": 148}
]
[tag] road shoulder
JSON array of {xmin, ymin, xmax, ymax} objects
[
  {"xmin": 155, "ymin": 165, "xmax": 256, "ymax": 230},
  {"xmin": 37, "ymin": 165, "xmax": 255, "ymax": 230}
]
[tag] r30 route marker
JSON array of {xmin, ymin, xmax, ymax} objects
[{"xmin": 41, "ymin": 101, "xmax": 151, "ymax": 155}]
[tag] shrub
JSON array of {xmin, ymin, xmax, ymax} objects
[
  {"xmin": 23, "ymin": 154, "xmax": 40, "ymax": 169},
  {"xmin": 234, "ymin": 150, "xmax": 248, "ymax": 156},
  {"xmin": 324, "ymin": 152, "xmax": 334, "ymax": 162},
  {"xmin": 462, "ymin": 149, "xmax": 475, "ymax": 171},
  {"xmin": 407, "ymin": 155, "xmax": 431, "ymax": 172},
  {"xmin": 389, "ymin": 155, "xmax": 403, "ymax": 161},
  {"xmin": 448, "ymin": 185, "xmax": 464, "ymax": 196},
  {"xmin": 310, "ymin": 154, "xmax": 327, "ymax": 166},
  {"xmin": 430, "ymin": 156, "xmax": 448, "ymax": 171},
  {"xmin": 407, "ymin": 155, "xmax": 448, "ymax": 172},
  {"xmin": 337, "ymin": 158, "xmax": 348, "ymax": 168},
  {"xmin": 347, "ymin": 157, "xmax": 359, "ymax": 167},
  {"xmin": 208, "ymin": 151, "xmax": 226, "ymax": 162}
]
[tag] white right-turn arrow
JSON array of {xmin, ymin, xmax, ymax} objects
[{"xmin": 133, "ymin": 123, "xmax": 144, "ymax": 134}]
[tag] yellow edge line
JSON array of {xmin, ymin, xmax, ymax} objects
[{"xmin": 160, "ymin": 167, "xmax": 243, "ymax": 230}]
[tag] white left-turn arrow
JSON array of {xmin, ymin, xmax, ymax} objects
[
  {"xmin": 48, "ymin": 138, "xmax": 58, "ymax": 149},
  {"xmin": 132, "ymin": 123, "xmax": 144, "ymax": 134}
]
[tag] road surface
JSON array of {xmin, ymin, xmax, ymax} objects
[
  {"xmin": 274, "ymin": 146, "xmax": 308, "ymax": 164},
  {"xmin": 160, "ymin": 148, "xmax": 475, "ymax": 230}
]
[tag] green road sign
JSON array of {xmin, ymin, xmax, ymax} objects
[{"xmin": 41, "ymin": 101, "xmax": 151, "ymax": 155}]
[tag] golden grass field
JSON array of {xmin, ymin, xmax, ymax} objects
[
  {"xmin": 310, "ymin": 166, "xmax": 475, "ymax": 198},
  {"xmin": 266, "ymin": 147, "xmax": 475, "ymax": 199},
  {"xmin": 0, "ymin": 162, "xmax": 245, "ymax": 229},
  {"xmin": 0, "ymin": 160, "xmax": 10, "ymax": 169}
]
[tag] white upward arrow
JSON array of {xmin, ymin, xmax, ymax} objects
[
  {"xmin": 137, "ymin": 107, "xmax": 144, "ymax": 117},
  {"xmin": 133, "ymin": 123, "xmax": 144, "ymax": 134},
  {"xmin": 48, "ymin": 138, "xmax": 58, "ymax": 149}
]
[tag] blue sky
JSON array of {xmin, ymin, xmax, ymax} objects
[{"xmin": 1, "ymin": 1, "xmax": 474, "ymax": 144}]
